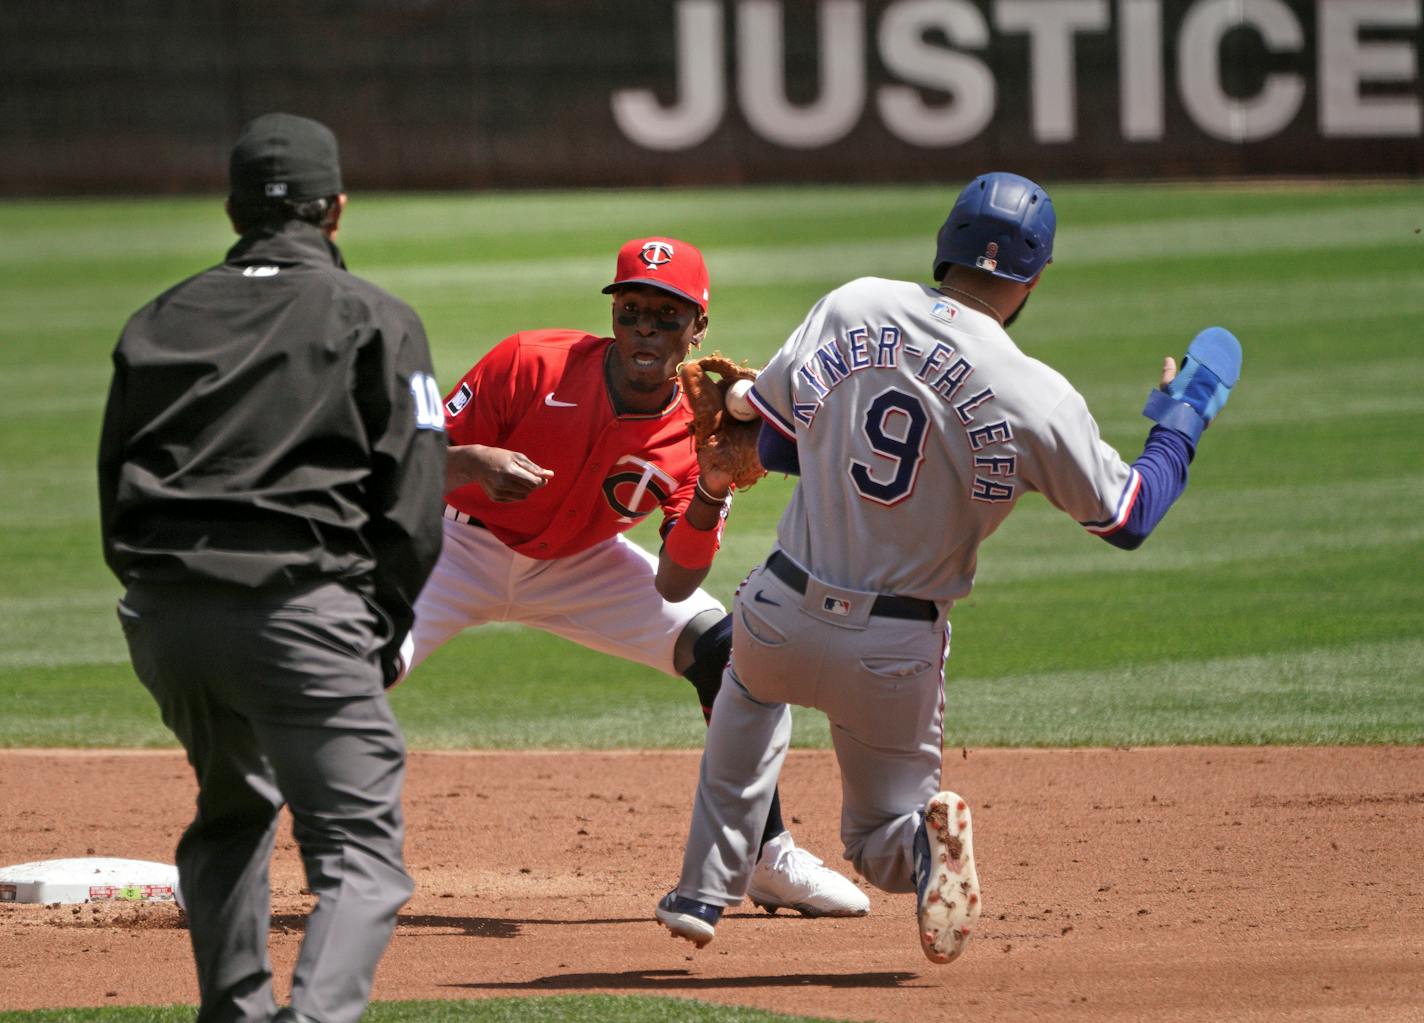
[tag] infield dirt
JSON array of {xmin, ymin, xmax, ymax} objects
[{"xmin": 1, "ymin": 747, "xmax": 1419, "ymax": 1021}]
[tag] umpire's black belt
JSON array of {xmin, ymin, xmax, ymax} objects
[{"xmin": 764, "ymin": 551, "xmax": 938, "ymax": 622}]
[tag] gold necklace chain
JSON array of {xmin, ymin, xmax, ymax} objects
[{"xmin": 938, "ymin": 285, "xmax": 1003, "ymax": 324}]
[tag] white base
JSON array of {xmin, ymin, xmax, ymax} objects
[{"xmin": 0, "ymin": 857, "xmax": 180, "ymax": 906}]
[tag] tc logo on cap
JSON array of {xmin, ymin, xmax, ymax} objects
[
  {"xmin": 640, "ymin": 241, "xmax": 674, "ymax": 269},
  {"xmin": 603, "ymin": 235, "xmax": 709, "ymax": 311}
]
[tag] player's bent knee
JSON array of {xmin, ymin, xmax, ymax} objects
[
  {"xmin": 678, "ymin": 611, "xmax": 732, "ymax": 715},
  {"xmin": 846, "ymin": 840, "xmax": 917, "ymax": 895}
]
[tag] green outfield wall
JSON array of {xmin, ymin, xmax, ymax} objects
[{"xmin": 2, "ymin": 0, "xmax": 1420, "ymax": 194}]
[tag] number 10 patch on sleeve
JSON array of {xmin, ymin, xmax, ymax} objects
[{"xmin": 410, "ymin": 372, "xmax": 447, "ymax": 431}]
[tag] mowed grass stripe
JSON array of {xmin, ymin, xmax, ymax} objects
[
  {"xmin": 3, "ymin": 181, "xmax": 1413, "ymax": 262},
  {"xmin": 974, "ymin": 475, "xmax": 1424, "ymax": 584},
  {"xmin": 6, "ymin": 631, "xmax": 1420, "ymax": 749},
  {"xmin": 960, "ymin": 541, "xmax": 1421, "ymax": 668},
  {"xmin": 1028, "ymin": 265, "xmax": 1424, "ymax": 347},
  {"xmin": 355, "ymin": 197, "xmax": 1421, "ymax": 295},
  {"xmin": 946, "ymin": 636, "xmax": 1424, "ymax": 746}
]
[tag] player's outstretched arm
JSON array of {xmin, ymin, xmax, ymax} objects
[
  {"xmin": 445, "ymin": 443, "xmax": 553, "ymax": 502},
  {"xmin": 1101, "ymin": 328, "xmax": 1241, "ymax": 550}
]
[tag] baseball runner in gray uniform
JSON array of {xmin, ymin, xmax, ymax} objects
[{"xmin": 655, "ymin": 172, "xmax": 1240, "ymax": 964}]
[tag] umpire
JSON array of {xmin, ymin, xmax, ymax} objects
[{"xmin": 98, "ymin": 113, "xmax": 446, "ymax": 1023}]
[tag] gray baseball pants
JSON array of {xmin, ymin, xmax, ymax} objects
[
  {"xmin": 677, "ymin": 558, "xmax": 947, "ymax": 905},
  {"xmin": 120, "ymin": 579, "xmax": 413, "ymax": 1023}
]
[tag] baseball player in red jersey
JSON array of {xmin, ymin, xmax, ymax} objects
[{"xmin": 401, "ymin": 237, "xmax": 869, "ymax": 918}]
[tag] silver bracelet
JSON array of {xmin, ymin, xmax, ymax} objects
[{"xmin": 694, "ymin": 480, "xmax": 730, "ymax": 506}]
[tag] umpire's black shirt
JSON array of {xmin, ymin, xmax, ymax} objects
[{"xmin": 99, "ymin": 219, "xmax": 445, "ymax": 668}]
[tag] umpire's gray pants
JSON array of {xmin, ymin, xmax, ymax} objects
[
  {"xmin": 120, "ymin": 579, "xmax": 413, "ymax": 1023},
  {"xmin": 678, "ymin": 559, "xmax": 947, "ymax": 905}
]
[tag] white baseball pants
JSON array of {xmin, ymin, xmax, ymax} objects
[{"xmin": 404, "ymin": 515, "xmax": 724, "ymax": 679}]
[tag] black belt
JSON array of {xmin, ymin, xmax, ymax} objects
[
  {"xmin": 443, "ymin": 505, "xmax": 486, "ymax": 528},
  {"xmin": 764, "ymin": 551, "xmax": 938, "ymax": 622}
]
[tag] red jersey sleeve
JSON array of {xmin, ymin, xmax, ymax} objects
[{"xmin": 443, "ymin": 333, "xmax": 522, "ymax": 446}]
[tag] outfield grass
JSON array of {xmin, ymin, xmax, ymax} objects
[{"xmin": 1, "ymin": 182, "xmax": 1420, "ymax": 748}]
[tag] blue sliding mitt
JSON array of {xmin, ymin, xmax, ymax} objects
[{"xmin": 1142, "ymin": 327, "xmax": 1241, "ymax": 445}]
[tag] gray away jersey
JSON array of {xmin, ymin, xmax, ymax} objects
[{"xmin": 748, "ymin": 277, "xmax": 1139, "ymax": 606}]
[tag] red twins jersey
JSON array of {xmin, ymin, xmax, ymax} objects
[{"xmin": 442, "ymin": 329, "xmax": 700, "ymax": 559}]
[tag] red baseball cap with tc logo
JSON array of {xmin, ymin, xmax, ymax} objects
[{"xmin": 601, "ymin": 236, "xmax": 710, "ymax": 312}]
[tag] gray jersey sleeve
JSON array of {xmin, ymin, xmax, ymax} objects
[
  {"xmin": 747, "ymin": 294, "xmax": 831, "ymax": 438},
  {"xmin": 1018, "ymin": 390, "xmax": 1140, "ymax": 535}
]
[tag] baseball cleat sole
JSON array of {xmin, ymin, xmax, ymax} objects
[
  {"xmin": 918, "ymin": 792, "xmax": 981, "ymax": 965},
  {"xmin": 655, "ymin": 906, "xmax": 716, "ymax": 948}
]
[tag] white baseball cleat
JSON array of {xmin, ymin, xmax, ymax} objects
[
  {"xmin": 748, "ymin": 831, "xmax": 871, "ymax": 917},
  {"xmin": 913, "ymin": 791, "xmax": 981, "ymax": 965}
]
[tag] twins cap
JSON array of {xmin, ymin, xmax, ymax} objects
[
  {"xmin": 229, "ymin": 112, "xmax": 343, "ymax": 204},
  {"xmin": 602, "ymin": 237, "xmax": 710, "ymax": 312}
]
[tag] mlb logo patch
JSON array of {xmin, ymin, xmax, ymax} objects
[
  {"xmin": 445, "ymin": 382, "xmax": 472, "ymax": 416},
  {"xmin": 822, "ymin": 596, "xmax": 851, "ymax": 617},
  {"xmin": 930, "ymin": 301, "xmax": 958, "ymax": 324},
  {"xmin": 264, "ymin": 182, "xmax": 289, "ymax": 198}
]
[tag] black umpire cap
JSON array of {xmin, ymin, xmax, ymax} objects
[{"xmin": 229, "ymin": 112, "xmax": 343, "ymax": 204}]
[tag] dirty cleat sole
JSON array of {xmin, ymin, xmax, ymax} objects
[
  {"xmin": 917, "ymin": 792, "xmax": 981, "ymax": 965},
  {"xmin": 655, "ymin": 892, "xmax": 718, "ymax": 948}
]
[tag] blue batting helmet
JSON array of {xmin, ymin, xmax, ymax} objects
[{"xmin": 933, "ymin": 172, "xmax": 1056, "ymax": 283}]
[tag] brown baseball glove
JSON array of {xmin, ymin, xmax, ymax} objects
[{"xmin": 679, "ymin": 354, "xmax": 767, "ymax": 490}]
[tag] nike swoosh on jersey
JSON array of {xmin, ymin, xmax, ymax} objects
[
  {"xmin": 544, "ymin": 392, "xmax": 578, "ymax": 407},
  {"xmin": 752, "ymin": 589, "xmax": 781, "ymax": 606}
]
